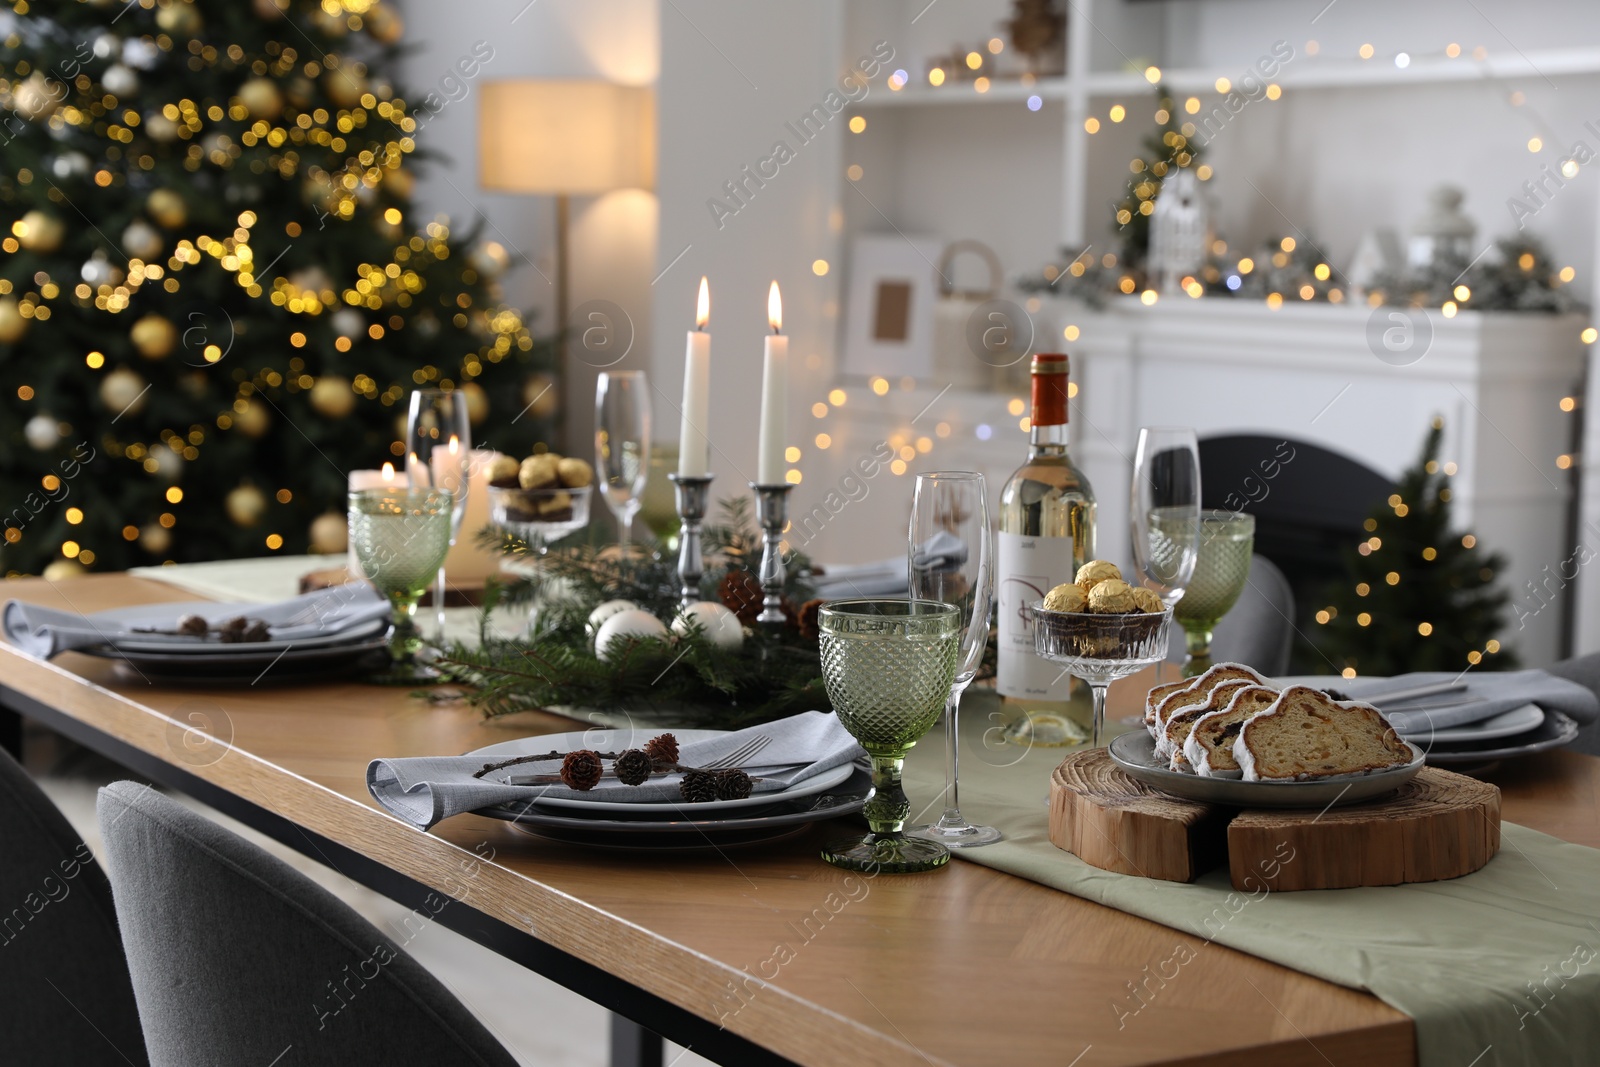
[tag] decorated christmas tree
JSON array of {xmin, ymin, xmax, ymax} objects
[
  {"xmin": 1111, "ymin": 85, "xmax": 1206, "ymax": 271},
  {"xmin": 1309, "ymin": 419, "xmax": 1517, "ymax": 675},
  {"xmin": 0, "ymin": 0, "xmax": 556, "ymax": 578}
]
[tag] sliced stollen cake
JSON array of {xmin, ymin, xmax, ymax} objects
[
  {"xmin": 1233, "ymin": 685, "xmax": 1415, "ymax": 781},
  {"xmin": 1150, "ymin": 662, "xmax": 1272, "ymax": 738},
  {"xmin": 1144, "ymin": 677, "xmax": 1194, "ymax": 737},
  {"xmin": 1158, "ymin": 679, "xmax": 1253, "ymax": 763},
  {"xmin": 1182, "ymin": 685, "xmax": 1281, "ymax": 778}
]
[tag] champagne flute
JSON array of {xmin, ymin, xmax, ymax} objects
[
  {"xmin": 594, "ymin": 371, "xmax": 651, "ymax": 553},
  {"xmin": 405, "ymin": 389, "xmax": 471, "ymax": 639},
  {"xmin": 1130, "ymin": 427, "xmax": 1201, "ymax": 607},
  {"xmin": 819, "ymin": 599, "xmax": 960, "ymax": 874},
  {"xmin": 905, "ymin": 472, "xmax": 1000, "ymax": 848}
]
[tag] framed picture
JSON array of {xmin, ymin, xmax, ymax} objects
[{"xmin": 840, "ymin": 233, "xmax": 940, "ymax": 379}]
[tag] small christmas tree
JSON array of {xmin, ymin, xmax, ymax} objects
[
  {"xmin": 1111, "ymin": 85, "xmax": 1206, "ymax": 272},
  {"xmin": 1308, "ymin": 419, "xmax": 1516, "ymax": 676}
]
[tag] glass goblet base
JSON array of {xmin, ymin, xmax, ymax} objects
[
  {"xmin": 908, "ymin": 818, "xmax": 1002, "ymax": 848},
  {"xmin": 821, "ymin": 832, "xmax": 949, "ymax": 873},
  {"xmin": 999, "ymin": 710, "xmax": 1091, "ymax": 748}
]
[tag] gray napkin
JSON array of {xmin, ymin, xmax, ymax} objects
[
  {"xmin": 2, "ymin": 581, "xmax": 390, "ymax": 659},
  {"xmin": 366, "ymin": 711, "xmax": 866, "ymax": 831},
  {"xmin": 811, "ymin": 530, "xmax": 965, "ymax": 600},
  {"xmin": 1297, "ymin": 670, "xmax": 1598, "ymax": 734}
]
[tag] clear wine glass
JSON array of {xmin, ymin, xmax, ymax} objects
[
  {"xmin": 1130, "ymin": 427, "xmax": 1201, "ymax": 608},
  {"xmin": 595, "ymin": 371, "xmax": 651, "ymax": 553},
  {"xmin": 405, "ymin": 389, "xmax": 471, "ymax": 640},
  {"xmin": 905, "ymin": 472, "xmax": 1001, "ymax": 849}
]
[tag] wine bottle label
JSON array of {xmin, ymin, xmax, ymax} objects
[{"xmin": 996, "ymin": 530, "xmax": 1077, "ymax": 701}]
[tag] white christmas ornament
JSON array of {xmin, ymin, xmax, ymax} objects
[
  {"xmin": 50, "ymin": 152, "xmax": 92, "ymax": 180},
  {"xmin": 586, "ymin": 599, "xmax": 639, "ymax": 636},
  {"xmin": 24, "ymin": 414, "xmax": 60, "ymax": 451},
  {"xmin": 102, "ymin": 64, "xmax": 139, "ymax": 97},
  {"xmin": 593, "ymin": 609, "xmax": 668, "ymax": 662},
  {"xmin": 672, "ymin": 601, "xmax": 744, "ymax": 650},
  {"xmin": 331, "ymin": 308, "xmax": 365, "ymax": 338},
  {"xmin": 121, "ymin": 38, "xmax": 160, "ymax": 70},
  {"xmin": 122, "ymin": 220, "xmax": 163, "ymax": 261},
  {"xmin": 1149, "ymin": 168, "xmax": 1209, "ymax": 295}
]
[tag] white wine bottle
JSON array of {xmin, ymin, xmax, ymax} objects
[{"xmin": 996, "ymin": 352, "xmax": 1096, "ymax": 745}]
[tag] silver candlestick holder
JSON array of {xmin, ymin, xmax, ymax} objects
[
  {"xmin": 751, "ymin": 483, "xmax": 794, "ymax": 626},
  {"xmin": 667, "ymin": 473, "xmax": 713, "ymax": 609}
]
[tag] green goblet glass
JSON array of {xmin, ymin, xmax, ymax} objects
[
  {"xmin": 349, "ymin": 487, "xmax": 454, "ymax": 684},
  {"xmin": 818, "ymin": 599, "xmax": 960, "ymax": 874},
  {"xmin": 1174, "ymin": 510, "xmax": 1256, "ymax": 678}
]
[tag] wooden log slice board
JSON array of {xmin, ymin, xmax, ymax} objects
[{"xmin": 1048, "ymin": 749, "xmax": 1501, "ymax": 892}]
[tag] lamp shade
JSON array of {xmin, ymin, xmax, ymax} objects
[{"xmin": 479, "ymin": 81, "xmax": 655, "ymax": 195}]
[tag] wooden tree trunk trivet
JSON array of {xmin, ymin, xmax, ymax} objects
[{"xmin": 1047, "ymin": 751, "xmax": 1501, "ymax": 892}]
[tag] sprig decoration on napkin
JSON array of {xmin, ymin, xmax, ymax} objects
[{"xmin": 470, "ymin": 732, "xmax": 754, "ymax": 802}]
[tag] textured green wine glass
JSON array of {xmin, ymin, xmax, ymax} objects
[
  {"xmin": 1174, "ymin": 510, "xmax": 1255, "ymax": 677},
  {"xmin": 818, "ymin": 599, "xmax": 960, "ymax": 874},
  {"xmin": 349, "ymin": 488, "xmax": 453, "ymax": 684}
]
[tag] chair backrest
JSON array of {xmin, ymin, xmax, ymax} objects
[
  {"xmin": 1547, "ymin": 654, "xmax": 1600, "ymax": 757},
  {"xmin": 0, "ymin": 748, "xmax": 147, "ymax": 1066},
  {"xmin": 97, "ymin": 781, "xmax": 519, "ymax": 1067},
  {"xmin": 1167, "ymin": 553, "xmax": 1297, "ymax": 676}
]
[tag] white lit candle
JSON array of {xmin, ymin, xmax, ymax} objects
[
  {"xmin": 756, "ymin": 281, "xmax": 788, "ymax": 485},
  {"xmin": 347, "ymin": 461, "xmax": 409, "ymax": 492},
  {"xmin": 438, "ymin": 448, "xmax": 501, "ymax": 581},
  {"xmin": 678, "ymin": 276, "xmax": 712, "ymax": 478}
]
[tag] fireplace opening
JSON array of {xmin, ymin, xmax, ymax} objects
[{"xmin": 1198, "ymin": 434, "xmax": 1396, "ymax": 673}]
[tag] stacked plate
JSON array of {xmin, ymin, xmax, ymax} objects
[
  {"xmin": 80, "ymin": 601, "xmax": 392, "ymax": 685},
  {"xmin": 470, "ymin": 728, "xmax": 870, "ymax": 850},
  {"xmin": 1278, "ymin": 675, "xmax": 1581, "ymax": 767}
]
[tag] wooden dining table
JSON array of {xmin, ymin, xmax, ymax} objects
[{"xmin": 4, "ymin": 573, "xmax": 1598, "ymax": 1067}]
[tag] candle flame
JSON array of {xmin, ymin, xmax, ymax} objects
[
  {"xmin": 381, "ymin": 462, "xmax": 396, "ymax": 482},
  {"xmin": 447, "ymin": 434, "xmax": 460, "ymax": 455},
  {"xmin": 767, "ymin": 280, "xmax": 782, "ymax": 332},
  {"xmin": 696, "ymin": 276, "xmax": 710, "ymax": 330}
]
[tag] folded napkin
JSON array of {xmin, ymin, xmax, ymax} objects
[
  {"xmin": 367, "ymin": 711, "xmax": 866, "ymax": 831},
  {"xmin": 811, "ymin": 530, "xmax": 965, "ymax": 600},
  {"xmin": 2, "ymin": 581, "xmax": 390, "ymax": 659},
  {"xmin": 1298, "ymin": 669, "xmax": 1599, "ymax": 734}
]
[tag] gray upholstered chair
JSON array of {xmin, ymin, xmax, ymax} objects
[
  {"xmin": 97, "ymin": 782, "xmax": 520, "ymax": 1067},
  {"xmin": 1547, "ymin": 653, "xmax": 1600, "ymax": 757},
  {"xmin": 1166, "ymin": 554, "xmax": 1297, "ymax": 676},
  {"xmin": 0, "ymin": 748, "xmax": 147, "ymax": 1066}
]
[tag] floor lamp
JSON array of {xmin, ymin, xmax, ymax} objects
[{"xmin": 478, "ymin": 80, "xmax": 655, "ymax": 444}]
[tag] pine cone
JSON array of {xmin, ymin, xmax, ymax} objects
[
  {"xmin": 713, "ymin": 769, "xmax": 753, "ymax": 801},
  {"xmin": 718, "ymin": 569, "xmax": 764, "ymax": 625},
  {"xmin": 560, "ymin": 750, "xmax": 603, "ymax": 791},
  {"xmin": 679, "ymin": 770, "xmax": 717, "ymax": 803},
  {"xmin": 797, "ymin": 598, "xmax": 824, "ymax": 640},
  {"xmin": 644, "ymin": 733, "xmax": 679, "ymax": 770},
  {"xmin": 614, "ymin": 749, "xmax": 653, "ymax": 787}
]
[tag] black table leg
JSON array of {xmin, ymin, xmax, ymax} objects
[{"xmin": 610, "ymin": 1013, "xmax": 665, "ymax": 1067}]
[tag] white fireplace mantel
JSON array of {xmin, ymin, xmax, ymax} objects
[{"xmin": 801, "ymin": 298, "xmax": 1588, "ymax": 667}]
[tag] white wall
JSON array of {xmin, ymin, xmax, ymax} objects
[{"xmin": 396, "ymin": 0, "xmax": 660, "ymax": 457}]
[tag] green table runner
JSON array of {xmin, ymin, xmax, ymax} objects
[{"xmin": 903, "ymin": 690, "xmax": 1600, "ymax": 1066}]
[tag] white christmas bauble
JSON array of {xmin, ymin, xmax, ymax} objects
[
  {"xmin": 122, "ymin": 37, "xmax": 160, "ymax": 70},
  {"xmin": 92, "ymin": 33, "xmax": 120, "ymax": 60},
  {"xmin": 121, "ymin": 220, "xmax": 163, "ymax": 261},
  {"xmin": 102, "ymin": 64, "xmax": 139, "ymax": 97},
  {"xmin": 24, "ymin": 414, "xmax": 60, "ymax": 451},
  {"xmin": 309, "ymin": 511, "xmax": 348, "ymax": 554},
  {"xmin": 147, "ymin": 443, "xmax": 183, "ymax": 481},
  {"xmin": 468, "ymin": 241, "xmax": 510, "ymax": 278},
  {"xmin": 144, "ymin": 113, "xmax": 180, "ymax": 142},
  {"xmin": 594, "ymin": 609, "xmax": 668, "ymax": 662},
  {"xmin": 50, "ymin": 152, "xmax": 92, "ymax": 180},
  {"xmin": 671, "ymin": 601, "xmax": 745, "ymax": 650},
  {"xmin": 586, "ymin": 599, "xmax": 638, "ymax": 637},
  {"xmin": 81, "ymin": 252, "xmax": 124, "ymax": 288},
  {"xmin": 42, "ymin": 559, "xmax": 86, "ymax": 581},
  {"xmin": 331, "ymin": 308, "xmax": 365, "ymax": 338},
  {"xmin": 99, "ymin": 367, "xmax": 147, "ymax": 414}
]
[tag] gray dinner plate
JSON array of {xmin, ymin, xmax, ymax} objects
[
  {"xmin": 1418, "ymin": 710, "xmax": 1581, "ymax": 766},
  {"xmin": 1107, "ymin": 730, "xmax": 1426, "ymax": 808},
  {"xmin": 101, "ymin": 631, "xmax": 393, "ymax": 684}
]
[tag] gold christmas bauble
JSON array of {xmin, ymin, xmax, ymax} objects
[
  {"xmin": 237, "ymin": 77, "xmax": 284, "ymax": 120},
  {"xmin": 226, "ymin": 484, "xmax": 269, "ymax": 527},
  {"xmin": 308, "ymin": 376, "xmax": 356, "ymax": 418},
  {"xmin": 99, "ymin": 367, "xmax": 147, "ymax": 413},
  {"xmin": 311, "ymin": 8, "xmax": 349, "ymax": 35},
  {"xmin": 251, "ymin": 0, "xmax": 287, "ymax": 18},
  {"xmin": 308, "ymin": 511, "xmax": 348, "ymax": 554},
  {"xmin": 324, "ymin": 69, "xmax": 368, "ymax": 109},
  {"xmin": 232, "ymin": 399, "xmax": 270, "ymax": 438},
  {"xmin": 383, "ymin": 166, "xmax": 414, "ymax": 199},
  {"xmin": 0, "ymin": 297, "xmax": 27, "ymax": 344},
  {"xmin": 13, "ymin": 72, "xmax": 58, "ymax": 121},
  {"xmin": 365, "ymin": 3, "xmax": 405, "ymax": 44},
  {"xmin": 121, "ymin": 220, "xmax": 163, "ymax": 260},
  {"xmin": 146, "ymin": 188, "xmax": 187, "ymax": 228},
  {"xmin": 139, "ymin": 523, "xmax": 172, "ymax": 555},
  {"xmin": 41, "ymin": 559, "xmax": 86, "ymax": 581},
  {"xmin": 523, "ymin": 374, "xmax": 559, "ymax": 419},
  {"xmin": 18, "ymin": 210, "xmax": 64, "ymax": 252},
  {"xmin": 131, "ymin": 313, "xmax": 177, "ymax": 359},
  {"xmin": 155, "ymin": 3, "xmax": 202, "ymax": 35},
  {"xmin": 459, "ymin": 381, "xmax": 489, "ymax": 424}
]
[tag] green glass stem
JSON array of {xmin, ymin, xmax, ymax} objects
[
  {"xmin": 387, "ymin": 594, "xmax": 424, "ymax": 664},
  {"xmin": 863, "ymin": 754, "xmax": 911, "ymax": 836}
]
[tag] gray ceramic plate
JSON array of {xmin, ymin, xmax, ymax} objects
[
  {"xmin": 1419, "ymin": 710, "xmax": 1581, "ymax": 765},
  {"xmin": 1107, "ymin": 730, "xmax": 1426, "ymax": 808}
]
